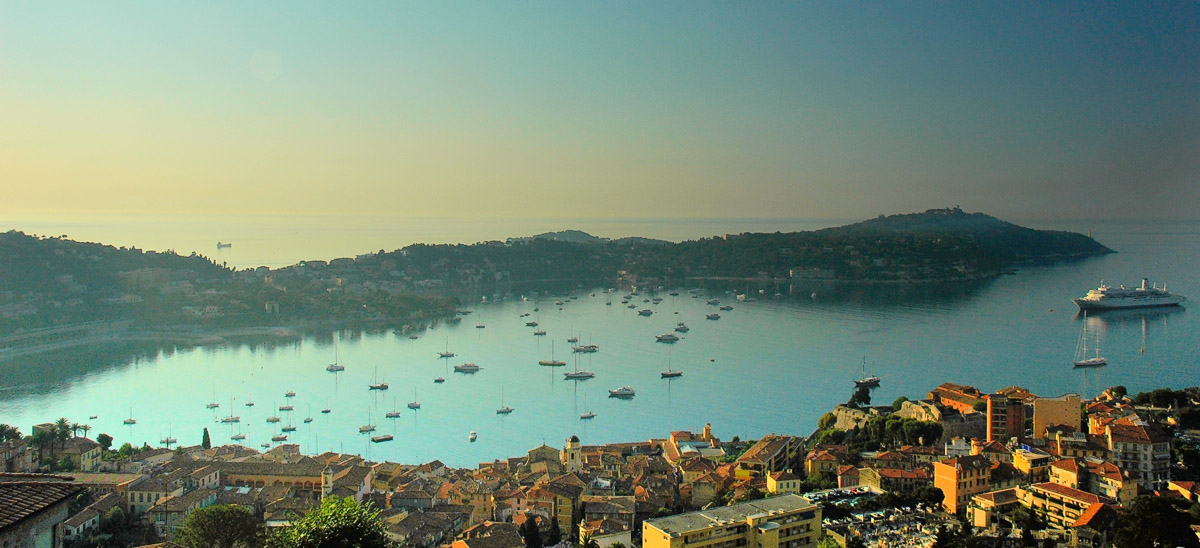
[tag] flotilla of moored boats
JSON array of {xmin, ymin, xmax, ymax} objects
[{"xmin": 163, "ymin": 288, "xmax": 776, "ymax": 447}]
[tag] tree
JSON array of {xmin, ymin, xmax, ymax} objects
[
  {"xmin": 202, "ymin": 428, "xmax": 211, "ymax": 449},
  {"xmin": 1113, "ymin": 496, "xmax": 1200, "ymax": 548},
  {"xmin": 544, "ymin": 518, "xmax": 562, "ymax": 546},
  {"xmin": 518, "ymin": 515, "xmax": 542, "ymax": 548},
  {"xmin": 96, "ymin": 433, "xmax": 113, "ymax": 451},
  {"xmin": 175, "ymin": 504, "xmax": 261, "ymax": 548},
  {"xmin": 891, "ymin": 396, "xmax": 909, "ymax": 411},
  {"xmin": 818, "ymin": 413, "xmax": 836, "ymax": 430},
  {"xmin": 54, "ymin": 417, "xmax": 71, "ymax": 442},
  {"xmin": 29, "ymin": 429, "xmax": 56, "ymax": 464},
  {"xmin": 0, "ymin": 424, "xmax": 21, "ymax": 443},
  {"xmin": 265, "ymin": 497, "xmax": 389, "ymax": 548}
]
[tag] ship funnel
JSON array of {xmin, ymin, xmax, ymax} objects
[{"xmin": 1141, "ymin": 278, "xmax": 1149, "ymax": 290}]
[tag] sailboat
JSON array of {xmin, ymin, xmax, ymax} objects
[
  {"xmin": 266, "ymin": 402, "xmax": 281, "ymax": 423},
  {"xmin": 580, "ymin": 393, "xmax": 596, "ymax": 419},
  {"xmin": 854, "ymin": 358, "xmax": 880, "ymax": 387},
  {"xmin": 496, "ymin": 387, "xmax": 513, "ymax": 414},
  {"xmin": 564, "ymin": 353, "xmax": 594, "ymax": 380},
  {"xmin": 327, "ymin": 339, "xmax": 345, "ymax": 372},
  {"xmin": 303, "ymin": 405, "xmax": 314, "ymax": 423},
  {"xmin": 540, "ymin": 341, "xmax": 566, "ymax": 366},
  {"xmin": 438, "ymin": 337, "xmax": 456, "ymax": 358},
  {"xmin": 359, "ymin": 409, "xmax": 376, "ymax": 433},
  {"xmin": 661, "ymin": 346, "xmax": 682, "ymax": 378},
  {"xmin": 407, "ymin": 388, "xmax": 421, "ymax": 410},
  {"xmin": 123, "ymin": 408, "xmax": 136, "ymax": 425},
  {"xmin": 369, "ymin": 367, "xmax": 389, "ymax": 390},
  {"xmin": 206, "ymin": 391, "xmax": 219, "ymax": 409},
  {"xmin": 1073, "ymin": 312, "xmax": 1108, "ymax": 367},
  {"xmin": 386, "ymin": 397, "xmax": 402, "ymax": 418},
  {"xmin": 221, "ymin": 396, "xmax": 240, "ymax": 423}
]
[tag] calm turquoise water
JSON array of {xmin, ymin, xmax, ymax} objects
[{"xmin": 1, "ymin": 220, "xmax": 1197, "ymax": 466}]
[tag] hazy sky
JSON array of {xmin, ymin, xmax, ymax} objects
[{"xmin": 3, "ymin": 2, "xmax": 1198, "ymax": 222}]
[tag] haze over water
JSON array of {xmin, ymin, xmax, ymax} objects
[{"xmin": 1, "ymin": 219, "xmax": 1196, "ymax": 466}]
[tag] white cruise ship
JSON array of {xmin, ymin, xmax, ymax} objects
[{"xmin": 1073, "ymin": 278, "xmax": 1186, "ymax": 310}]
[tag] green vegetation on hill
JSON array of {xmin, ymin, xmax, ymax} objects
[{"xmin": 0, "ymin": 209, "xmax": 1110, "ymax": 340}]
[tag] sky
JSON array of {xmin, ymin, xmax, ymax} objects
[{"xmin": 2, "ymin": 2, "xmax": 1198, "ymax": 224}]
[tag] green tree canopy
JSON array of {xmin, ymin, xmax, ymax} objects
[
  {"xmin": 265, "ymin": 497, "xmax": 390, "ymax": 548},
  {"xmin": 1113, "ymin": 496, "xmax": 1200, "ymax": 548},
  {"xmin": 202, "ymin": 428, "xmax": 211, "ymax": 449},
  {"xmin": 176, "ymin": 504, "xmax": 261, "ymax": 548},
  {"xmin": 96, "ymin": 433, "xmax": 113, "ymax": 451}
]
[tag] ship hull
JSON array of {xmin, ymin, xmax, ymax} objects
[{"xmin": 1073, "ymin": 297, "xmax": 1185, "ymax": 310}]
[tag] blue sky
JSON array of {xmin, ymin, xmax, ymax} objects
[{"xmin": 2, "ymin": 2, "xmax": 1197, "ymax": 221}]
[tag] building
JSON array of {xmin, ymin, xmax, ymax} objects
[
  {"xmin": 643, "ymin": 494, "xmax": 821, "ymax": 548},
  {"xmin": 928, "ymin": 383, "xmax": 986, "ymax": 414},
  {"xmin": 736, "ymin": 435, "xmax": 802, "ymax": 476},
  {"xmin": 0, "ymin": 475, "xmax": 83, "ymax": 548},
  {"xmin": 858, "ymin": 467, "xmax": 930, "ymax": 494},
  {"xmin": 985, "ymin": 393, "xmax": 1026, "ymax": 442},
  {"xmin": 55, "ymin": 438, "xmax": 102, "ymax": 472},
  {"xmin": 933, "ymin": 455, "xmax": 991, "ymax": 514},
  {"xmin": 1032, "ymin": 394, "xmax": 1081, "ymax": 439},
  {"xmin": 803, "ymin": 450, "xmax": 839, "ymax": 479},
  {"xmin": 1048, "ymin": 458, "xmax": 1137, "ymax": 507},
  {"xmin": 1104, "ymin": 423, "xmax": 1170, "ymax": 490},
  {"xmin": 1021, "ymin": 483, "xmax": 1110, "ymax": 529},
  {"xmin": 766, "ymin": 472, "xmax": 802, "ymax": 496},
  {"xmin": 967, "ymin": 488, "xmax": 1021, "ymax": 529},
  {"xmin": 1, "ymin": 440, "xmax": 35, "ymax": 473},
  {"xmin": 450, "ymin": 522, "xmax": 524, "ymax": 548}
]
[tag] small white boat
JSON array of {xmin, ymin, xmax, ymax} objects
[
  {"xmin": 674, "ymin": 323, "xmax": 689, "ymax": 333},
  {"xmin": 638, "ymin": 309, "xmax": 653, "ymax": 316},
  {"xmin": 321, "ymin": 408, "xmax": 331, "ymax": 414},
  {"xmin": 231, "ymin": 433, "xmax": 246, "ymax": 441},
  {"xmin": 359, "ymin": 424, "xmax": 375, "ymax": 433},
  {"xmin": 326, "ymin": 363, "xmax": 345, "ymax": 372},
  {"xmin": 719, "ymin": 305, "xmax": 733, "ymax": 311},
  {"xmin": 278, "ymin": 405, "xmax": 294, "ymax": 411},
  {"xmin": 220, "ymin": 415, "xmax": 240, "ymax": 423},
  {"xmin": 434, "ymin": 377, "xmax": 445, "ymax": 383},
  {"xmin": 468, "ymin": 431, "xmax": 477, "ymax": 442},
  {"xmin": 497, "ymin": 388, "xmax": 513, "ymax": 414},
  {"xmin": 533, "ymin": 330, "xmax": 546, "ymax": 336},
  {"xmin": 407, "ymin": 389, "xmax": 421, "ymax": 410},
  {"xmin": 564, "ymin": 369, "xmax": 595, "ymax": 380},
  {"xmin": 608, "ymin": 386, "xmax": 636, "ymax": 398},
  {"xmin": 271, "ymin": 434, "xmax": 287, "ymax": 442},
  {"xmin": 706, "ymin": 313, "xmax": 720, "ymax": 320},
  {"xmin": 656, "ymin": 333, "xmax": 680, "ymax": 343},
  {"xmin": 266, "ymin": 416, "xmax": 281, "ymax": 423},
  {"xmin": 285, "ymin": 391, "xmax": 295, "ymax": 398},
  {"xmin": 281, "ymin": 425, "xmax": 297, "ymax": 432},
  {"xmin": 580, "ymin": 411, "xmax": 596, "ymax": 420}
]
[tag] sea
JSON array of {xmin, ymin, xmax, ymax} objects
[{"xmin": 1, "ymin": 215, "xmax": 1198, "ymax": 467}]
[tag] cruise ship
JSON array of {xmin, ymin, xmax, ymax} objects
[{"xmin": 1073, "ymin": 279, "xmax": 1186, "ymax": 310}]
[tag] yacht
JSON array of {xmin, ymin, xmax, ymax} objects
[
  {"xmin": 674, "ymin": 322, "xmax": 690, "ymax": 333},
  {"xmin": 220, "ymin": 415, "xmax": 240, "ymax": 424},
  {"xmin": 572, "ymin": 344, "xmax": 599, "ymax": 353},
  {"xmin": 369, "ymin": 368, "xmax": 389, "ymax": 390},
  {"xmin": 285, "ymin": 391, "xmax": 296, "ymax": 398},
  {"xmin": 496, "ymin": 388, "xmax": 513, "ymax": 414},
  {"xmin": 540, "ymin": 341, "xmax": 566, "ymax": 366},
  {"xmin": 454, "ymin": 362, "xmax": 481, "ymax": 373},
  {"xmin": 661, "ymin": 369, "xmax": 683, "ymax": 378},
  {"xmin": 476, "ymin": 324, "xmax": 485, "ymax": 329},
  {"xmin": 281, "ymin": 425, "xmax": 297, "ymax": 432},
  {"xmin": 580, "ymin": 411, "xmax": 596, "ymax": 420},
  {"xmin": 359, "ymin": 424, "xmax": 376, "ymax": 433},
  {"xmin": 326, "ymin": 363, "xmax": 345, "ymax": 372},
  {"xmin": 1073, "ymin": 278, "xmax": 1186, "ymax": 310},
  {"xmin": 656, "ymin": 333, "xmax": 680, "ymax": 343},
  {"xmin": 278, "ymin": 404, "xmax": 294, "ymax": 411},
  {"xmin": 438, "ymin": 350, "xmax": 456, "ymax": 358},
  {"xmin": 719, "ymin": 305, "xmax": 734, "ymax": 311},
  {"xmin": 854, "ymin": 358, "xmax": 881, "ymax": 388},
  {"xmin": 321, "ymin": 408, "xmax": 331, "ymax": 414},
  {"xmin": 1073, "ymin": 312, "xmax": 1108, "ymax": 367},
  {"xmin": 533, "ymin": 330, "xmax": 546, "ymax": 336},
  {"xmin": 564, "ymin": 369, "xmax": 595, "ymax": 380},
  {"xmin": 567, "ymin": 336, "xmax": 579, "ymax": 343},
  {"xmin": 608, "ymin": 386, "xmax": 636, "ymax": 398},
  {"xmin": 407, "ymin": 389, "xmax": 421, "ymax": 410},
  {"xmin": 707, "ymin": 298, "xmax": 720, "ymax": 305},
  {"xmin": 266, "ymin": 415, "xmax": 281, "ymax": 423},
  {"xmin": 271, "ymin": 434, "xmax": 288, "ymax": 442},
  {"xmin": 705, "ymin": 313, "xmax": 720, "ymax": 320},
  {"xmin": 303, "ymin": 417, "xmax": 313, "ymax": 423},
  {"xmin": 525, "ymin": 321, "xmax": 539, "ymax": 327},
  {"xmin": 469, "ymin": 431, "xmax": 478, "ymax": 442},
  {"xmin": 434, "ymin": 377, "xmax": 445, "ymax": 383},
  {"xmin": 638, "ymin": 309, "xmax": 653, "ymax": 316},
  {"xmin": 231, "ymin": 433, "xmax": 246, "ymax": 441}
]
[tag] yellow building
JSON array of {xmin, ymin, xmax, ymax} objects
[
  {"xmin": 643, "ymin": 494, "xmax": 821, "ymax": 548},
  {"xmin": 1032, "ymin": 394, "xmax": 1081, "ymax": 438},
  {"xmin": 1022, "ymin": 483, "xmax": 1108, "ymax": 529},
  {"xmin": 767, "ymin": 472, "xmax": 802, "ymax": 495}
]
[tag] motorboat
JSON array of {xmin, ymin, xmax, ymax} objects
[
  {"xmin": 608, "ymin": 386, "xmax": 636, "ymax": 398},
  {"xmin": 454, "ymin": 363, "xmax": 481, "ymax": 373},
  {"xmin": 371, "ymin": 434, "xmax": 394, "ymax": 443},
  {"xmin": 656, "ymin": 333, "xmax": 680, "ymax": 343}
]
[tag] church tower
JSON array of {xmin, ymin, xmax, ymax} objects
[
  {"xmin": 321, "ymin": 464, "xmax": 334, "ymax": 500},
  {"xmin": 562, "ymin": 435, "xmax": 581, "ymax": 472}
]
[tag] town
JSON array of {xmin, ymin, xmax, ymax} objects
[{"xmin": 4, "ymin": 381, "xmax": 1199, "ymax": 548}]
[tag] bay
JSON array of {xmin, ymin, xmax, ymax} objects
[{"xmin": 0, "ymin": 219, "xmax": 1197, "ymax": 467}]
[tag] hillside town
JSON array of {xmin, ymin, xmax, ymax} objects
[{"xmin": 4, "ymin": 381, "xmax": 1199, "ymax": 548}]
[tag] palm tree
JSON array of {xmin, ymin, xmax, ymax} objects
[
  {"xmin": 70, "ymin": 422, "xmax": 83, "ymax": 438},
  {"xmin": 29, "ymin": 429, "xmax": 55, "ymax": 465},
  {"xmin": 54, "ymin": 418, "xmax": 70, "ymax": 442},
  {"xmin": 80, "ymin": 424, "xmax": 91, "ymax": 438},
  {"xmin": 0, "ymin": 424, "xmax": 20, "ymax": 443}
]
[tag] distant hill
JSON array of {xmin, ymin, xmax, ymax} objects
[{"xmin": 506, "ymin": 230, "xmax": 669, "ymax": 246}]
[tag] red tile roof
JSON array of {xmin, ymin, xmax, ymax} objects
[{"xmin": 0, "ymin": 481, "xmax": 82, "ymax": 531}]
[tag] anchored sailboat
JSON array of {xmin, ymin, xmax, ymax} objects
[{"xmin": 1073, "ymin": 312, "xmax": 1107, "ymax": 367}]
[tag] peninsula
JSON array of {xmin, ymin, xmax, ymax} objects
[{"xmin": 0, "ymin": 208, "xmax": 1108, "ymax": 357}]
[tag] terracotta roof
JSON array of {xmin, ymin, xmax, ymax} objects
[
  {"xmin": 1073, "ymin": 502, "xmax": 1118, "ymax": 529},
  {"xmin": 1031, "ymin": 482, "xmax": 1103, "ymax": 504},
  {"xmin": 1108, "ymin": 423, "xmax": 1169, "ymax": 444},
  {"xmin": 876, "ymin": 468, "xmax": 929, "ymax": 479},
  {"xmin": 0, "ymin": 481, "xmax": 82, "ymax": 532},
  {"xmin": 941, "ymin": 455, "xmax": 991, "ymax": 471},
  {"xmin": 972, "ymin": 488, "xmax": 1020, "ymax": 505}
]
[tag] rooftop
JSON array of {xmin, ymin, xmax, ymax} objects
[
  {"xmin": 645, "ymin": 494, "xmax": 815, "ymax": 535},
  {"xmin": 0, "ymin": 481, "xmax": 83, "ymax": 532}
]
